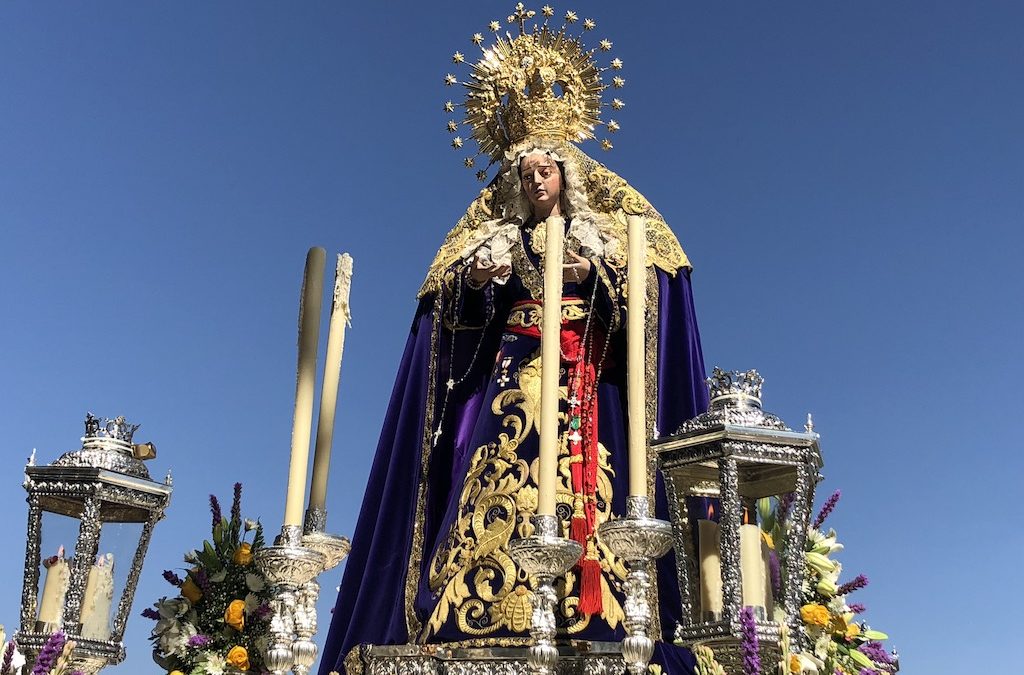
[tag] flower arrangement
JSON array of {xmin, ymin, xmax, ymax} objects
[
  {"xmin": 0, "ymin": 629, "xmax": 82, "ymax": 675},
  {"xmin": 144, "ymin": 484, "xmax": 273, "ymax": 675},
  {"xmin": 762, "ymin": 489, "xmax": 897, "ymax": 675},
  {"xmin": 692, "ymin": 488, "xmax": 897, "ymax": 675}
]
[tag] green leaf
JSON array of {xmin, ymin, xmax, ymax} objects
[
  {"xmin": 850, "ymin": 648, "xmax": 876, "ymax": 670},
  {"xmin": 862, "ymin": 629, "xmax": 889, "ymax": 641}
]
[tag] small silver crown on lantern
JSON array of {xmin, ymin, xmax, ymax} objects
[
  {"xmin": 83, "ymin": 413, "xmax": 140, "ymax": 443},
  {"xmin": 706, "ymin": 367, "xmax": 764, "ymax": 408}
]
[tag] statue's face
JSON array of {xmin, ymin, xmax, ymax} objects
[{"xmin": 519, "ymin": 152, "xmax": 562, "ymax": 218}]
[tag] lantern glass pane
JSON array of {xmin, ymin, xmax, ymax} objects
[
  {"xmin": 35, "ymin": 511, "xmax": 80, "ymax": 629},
  {"xmin": 81, "ymin": 520, "xmax": 144, "ymax": 641}
]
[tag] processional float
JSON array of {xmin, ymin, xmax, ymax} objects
[{"xmin": 6, "ymin": 5, "xmax": 897, "ymax": 675}]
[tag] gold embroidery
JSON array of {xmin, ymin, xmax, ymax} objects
[
  {"xmin": 403, "ymin": 296, "xmax": 443, "ymax": 638},
  {"xmin": 511, "ymin": 229, "xmax": 544, "ymax": 300},
  {"xmin": 423, "ymin": 350, "xmax": 626, "ymax": 640},
  {"xmin": 644, "ymin": 265, "xmax": 662, "ymax": 638},
  {"xmin": 419, "ymin": 145, "xmax": 692, "ymax": 299},
  {"xmin": 342, "ymin": 645, "xmax": 363, "ymax": 675},
  {"xmin": 506, "ymin": 299, "xmax": 587, "ymax": 330}
]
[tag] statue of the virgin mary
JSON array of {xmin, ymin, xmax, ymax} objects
[{"xmin": 320, "ymin": 6, "xmax": 708, "ymax": 674}]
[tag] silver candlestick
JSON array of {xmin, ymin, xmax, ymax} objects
[
  {"xmin": 254, "ymin": 525, "xmax": 328, "ymax": 675},
  {"xmin": 291, "ymin": 528, "xmax": 351, "ymax": 674},
  {"xmin": 508, "ymin": 514, "xmax": 582, "ymax": 675},
  {"xmin": 598, "ymin": 495, "xmax": 674, "ymax": 675}
]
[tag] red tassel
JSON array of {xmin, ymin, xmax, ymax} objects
[
  {"xmin": 570, "ymin": 516, "xmax": 588, "ymax": 547},
  {"xmin": 578, "ymin": 558, "xmax": 603, "ymax": 615}
]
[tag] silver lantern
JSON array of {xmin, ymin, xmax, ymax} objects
[
  {"xmin": 654, "ymin": 369, "xmax": 822, "ymax": 669},
  {"xmin": 16, "ymin": 414, "xmax": 172, "ymax": 674}
]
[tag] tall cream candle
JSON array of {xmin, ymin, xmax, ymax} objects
[
  {"xmin": 761, "ymin": 537, "xmax": 775, "ymax": 614},
  {"xmin": 698, "ymin": 519, "xmax": 723, "ymax": 618},
  {"xmin": 625, "ymin": 214, "xmax": 648, "ymax": 497},
  {"xmin": 308, "ymin": 253, "xmax": 354, "ymax": 515},
  {"xmin": 537, "ymin": 215, "xmax": 564, "ymax": 517},
  {"xmin": 38, "ymin": 547, "xmax": 69, "ymax": 625},
  {"xmin": 283, "ymin": 247, "xmax": 327, "ymax": 528},
  {"xmin": 740, "ymin": 523, "xmax": 768, "ymax": 611},
  {"xmin": 80, "ymin": 553, "xmax": 114, "ymax": 640}
]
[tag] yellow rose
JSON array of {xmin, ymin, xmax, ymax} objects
[
  {"xmin": 227, "ymin": 645, "xmax": 250, "ymax": 671},
  {"xmin": 180, "ymin": 579, "xmax": 202, "ymax": 604},
  {"xmin": 233, "ymin": 542, "xmax": 253, "ymax": 566},
  {"xmin": 799, "ymin": 603, "xmax": 830, "ymax": 627},
  {"xmin": 224, "ymin": 599, "xmax": 246, "ymax": 631},
  {"xmin": 170, "ymin": 671, "xmax": 185, "ymax": 675},
  {"xmin": 789, "ymin": 654, "xmax": 801, "ymax": 673}
]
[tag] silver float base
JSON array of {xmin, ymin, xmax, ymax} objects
[{"xmin": 357, "ymin": 643, "xmax": 625, "ymax": 675}]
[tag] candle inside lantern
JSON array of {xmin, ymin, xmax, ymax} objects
[
  {"xmin": 698, "ymin": 504, "xmax": 723, "ymax": 619},
  {"xmin": 537, "ymin": 214, "xmax": 564, "ymax": 517},
  {"xmin": 308, "ymin": 253, "xmax": 354, "ymax": 517},
  {"xmin": 80, "ymin": 553, "xmax": 114, "ymax": 640},
  {"xmin": 625, "ymin": 214, "xmax": 647, "ymax": 497},
  {"xmin": 739, "ymin": 508, "xmax": 767, "ymax": 613},
  {"xmin": 38, "ymin": 546, "xmax": 69, "ymax": 626}
]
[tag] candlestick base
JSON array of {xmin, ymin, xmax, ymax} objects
[
  {"xmin": 301, "ymin": 530, "xmax": 351, "ymax": 571},
  {"xmin": 255, "ymin": 526, "xmax": 329, "ymax": 675},
  {"xmin": 597, "ymin": 496, "xmax": 674, "ymax": 675},
  {"xmin": 508, "ymin": 514, "xmax": 582, "ymax": 675}
]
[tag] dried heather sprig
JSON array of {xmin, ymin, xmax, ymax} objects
[
  {"xmin": 812, "ymin": 490, "xmax": 841, "ymax": 530},
  {"xmin": 31, "ymin": 631, "xmax": 65, "ymax": 675},
  {"xmin": 847, "ymin": 602, "xmax": 866, "ymax": 614},
  {"xmin": 187, "ymin": 634, "xmax": 212, "ymax": 648},
  {"xmin": 858, "ymin": 641, "xmax": 893, "ymax": 665},
  {"xmin": 193, "ymin": 568, "xmax": 212, "ymax": 594},
  {"xmin": 739, "ymin": 606, "xmax": 760, "ymax": 675},
  {"xmin": 162, "ymin": 569, "xmax": 183, "ymax": 587},
  {"xmin": 777, "ymin": 492, "xmax": 795, "ymax": 523},
  {"xmin": 838, "ymin": 574, "xmax": 869, "ymax": 596},
  {"xmin": 141, "ymin": 607, "xmax": 161, "ymax": 620},
  {"xmin": 231, "ymin": 482, "xmax": 242, "ymax": 525},
  {"xmin": 768, "ymin": 550, "xmax": 782, "ymax": 598},
  {"xmin": 209, "ymin": 494, "xmax": 223, "ymax": 531},
  {"xmin": 2, "ymin": 640, "xmax": 16, "ymax": 673}
]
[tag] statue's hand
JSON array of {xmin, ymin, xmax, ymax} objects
[
  {"xmin": 469, "ymin": 258, "xmax": 511, "ymax": 286},
  {"xmin": 563, "ymin": 251, "xmax": 592, "ymax": 284}
]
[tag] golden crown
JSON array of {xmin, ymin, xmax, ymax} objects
[{"xmin": 444, "ymin": 4, "xmax": 626, "ymax": 181}]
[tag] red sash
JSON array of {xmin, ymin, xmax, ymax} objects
[{"xmin": 508, "ymin": 299, "xmax": 604, "ymax": 615}]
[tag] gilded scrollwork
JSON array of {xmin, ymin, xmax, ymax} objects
[{"xmin": 423, "ymin": 351, "xmax": 627, "ymax": 642}]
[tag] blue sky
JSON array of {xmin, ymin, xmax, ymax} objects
[{"xmin": 1, "ymin": 1, "xmax": 1021, "ymax": 672}]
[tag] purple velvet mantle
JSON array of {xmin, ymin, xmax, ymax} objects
[{"xmin": 318, "ymin": 268, "xmax": 709, "ymax": 674}]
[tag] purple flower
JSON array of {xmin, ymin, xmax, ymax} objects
[
  {"xmin": 768, "ymin": 550, "xmax": 782, "ymax": 598},
  {"xmin": 857, "ymin": 670, "xmax": 879, "ymax": 675},
  {"xmin": 193, "ymin": 569, "xmax": 212, "ymax": 594},
  {"xmin": 141, "ymin": 607, "xmax": 161, "ymax": 620},
  {"xmin": 31, "ymin": 631, "xmax": 66, "ymax": 675},
  {"xmin": 739, "ymin": 606, "xmax": 760, "ymax": 675},
  {"xmin": 2, "ymin": 640, "xmax": 16, "ymax": 673},
  {"xmin": 838, "ymin": 574, "xmax": 869, "ymax": 596},
  {"xmin": 777, "ymin": 492, "xmax": 794, "ymax": 523},
  {"xmin": 231, "ymin": 482, "xmax": 243, "ymax": 525},
  {"xmin": 859, "ymin": 641, "xmax": 893, "ymax": 666},
  {"xmin": 847, "ymin": 602, "xmax": 866, "ymax": 614},
  {"xmin": 187, "ymin": 634, "xmax": 213, "ymax": 648},
  {"xmin": 162, "ymin": 569, "xmax": 183, "ymax": 587},
  {"xmin": 210, "ymin": 494, "xmax": 223, "ymax": 530},
  {"xmin": 813, "ymin": 490, "xmax": 841, "ymax": 530},
  {"xmin": 254, "ymin": 603, "xmax": 273, "ymax": 619}
]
